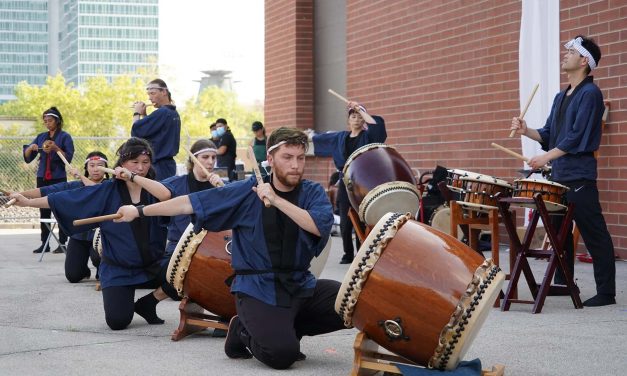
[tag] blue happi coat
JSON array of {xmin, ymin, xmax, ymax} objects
[
  {"xmin": 23, "ymin": 131, "xmax": 74, "ymax": 180},
  {"xmin": 188, "ymin": 176, "xmax": 333, "ymax": 306},
  {"xmin": 47, "ymin": 179, "xmax": 170, "ymax": 288}
]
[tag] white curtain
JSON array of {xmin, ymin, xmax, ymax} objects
[{"xmin": 519, "ymin": 0, "xmax": 560, "ymax": 225}]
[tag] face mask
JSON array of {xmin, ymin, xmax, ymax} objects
[
  {"xmin": 211, "ymin": 130, "xmax": 219, "ymax": 138},
  {"xmin": 216, "ymin": 127, "xmax": 226, "ymax": 137}
]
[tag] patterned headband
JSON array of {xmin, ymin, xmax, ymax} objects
[
  {"xmin": 564, "ymin": 37, "xmax": 597, "ymax": 70},
  {"xmin": 85, "ymin": 156, "xmax": 108, "ymax": 164}
]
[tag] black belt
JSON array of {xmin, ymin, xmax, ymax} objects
[{"xmin": 225, "ymin": 268, "xmax": 307, "ymax": 287}]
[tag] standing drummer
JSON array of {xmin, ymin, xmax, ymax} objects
[
  {"xmin": 114, "ymin": 127, "xmax": 346, "ymax": 369},
  {"xmin": 131, "ymin": 78, "xmax": 181, "ymax": 180},
  {"xmin": 511, "ymin": 35, "xmax": 615, "ymax": 307},
  {"xmin": 309, "ymin": 101, "xmax": 386, "ymax": 264}
]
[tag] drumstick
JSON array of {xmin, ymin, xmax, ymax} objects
[
  {"xmin": 509, "ymin": 83, "xmax": 539, "ymax": 137},
  {"xmin": 328, "ymin": 89, "xmax": 377, "ymax": 125},
  {"xmin": 183, "ymin": 146, "xmax": 225, "ymax": 187},
  {"xmin": 491, "ymin": 143, "xmax": 550, "ymax": 171},
  {"xmin": 56, "ymin": 151, "xmax": 80, "ymax": 179},
  {"xmin": 97, "ymin": 166, "xmax": 132, "ymax": 179},
  {"xmin": 3, "ymin": 198, "xmax": 16, "ymax": 208},
  {"xmin": 73, "ymin": 213, "xmax": 122, "ymax": 226},
  {"xmin": 247, "ymin": 146, "xmax": 271, "ymax": 208}
]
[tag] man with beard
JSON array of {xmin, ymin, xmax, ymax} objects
[{"xmin": 114, "ymin": 127, "xmax": 346, "ymax": 369}]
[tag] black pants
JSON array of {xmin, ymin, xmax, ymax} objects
[
  {"xmin": 337, "ymin": 180, "xmax": 360, "ymax": 260},
  {"xmin": 65, "ymin": 238, "xmax": 100, "ymax": 283},
  {"xmin": 101, "ymin": 264, "xmax": 179, "ymax": 330},
  {"xmin": 234, "ymin": 279, "xmax": 346, "ymax": 369},
  {"xmin": 553, "ymin": 180, "xmax": 615, "ymax": 296},
  {"xmin": 36, "ymin": 177, "xmax": 68, "ymax": 245}
]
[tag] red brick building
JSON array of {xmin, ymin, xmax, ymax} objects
[{"xmin": 264, "ymin": 0, "xmax": 627, "ymax": 259}]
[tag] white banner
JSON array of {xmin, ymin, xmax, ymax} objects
[{"xmin": 519, "ymin": 0, "xmax": 560, "ymax": 225}]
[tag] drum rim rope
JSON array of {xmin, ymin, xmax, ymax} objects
[
  {"xmin": 358, "ymin": 181, "xmax": 421, "ymax": 223},
  {"xmin": 93, "ymin": 228, "xmax": 102, "ymax": 256},
  {"xmin": 166, "ymin": 227, "xmax": 207, "ymax": 298}
]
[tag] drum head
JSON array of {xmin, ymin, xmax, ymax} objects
[
  {"xmin": 458, "ymin": 201, "xmax": 499, "ymax": 212},
  {"xmin": 460, "ymin": 174, "xmax": 512, "ymax": 189},
  {"xmin": 309, "ymin": 237, "xmax": 332, "ymax": 278},
  {"xmin": 167, "ymin": 223, "xmax": 204, "ymax": 298},
  {"xmin": 359, "ymin": 181, "xmax": 420, "ymax": 226},
  {"xmin": 429, "ymin": 205, "xmax": 464, "ymax": 241}
]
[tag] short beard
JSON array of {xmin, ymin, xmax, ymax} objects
[{"xmin": 274, "ymin": 170, "xmax": 302, "ymax": 189}]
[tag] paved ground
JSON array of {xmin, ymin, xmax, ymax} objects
[{"xmin": 0, "ymin": 229, "xmax": 625, "ymax": 375}]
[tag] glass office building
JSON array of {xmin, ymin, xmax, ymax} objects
[
  {"xmin": 0, "ymin": 0, "xmax": 158, "ymax": 102},
  {"xmin": 0, "ymin": 1, "xmax": 50, "ymax": 102}
]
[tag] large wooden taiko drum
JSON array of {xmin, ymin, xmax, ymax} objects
[
  {"xmin": 167, "ymin": 224, "xmax": 236, "ymax": 319},
  {"xmin": 342, "ymin": 144, "xmax": 420, "ymax": 226},
  {"xmin": 335, "ymin": 212, "xmax": 504, "ymax": 370}
]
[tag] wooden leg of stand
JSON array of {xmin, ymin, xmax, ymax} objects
[
  {"xmin": 348, "ymin": 207, "xmax": 368, "ymax": 244},
  {"xmin": 171, "ymin": 297, "xmax": 229, "ymax": 341}
]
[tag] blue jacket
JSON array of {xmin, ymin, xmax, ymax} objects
[
  {"xmin": 48, "ymin": 179, "xmax": 171, "ymax": 288},
  {"xmin": 189, "ymin": 176, "xmax": 333, "ymax": 306},
  {"xmin": 537, "ymin": 76, "xmax": 604, "ymax": 182},
  {"xmin": 131, "ymin": 105, "xmax": 181, "ymax": 163},
  {"xmin": 312, "ymin": 115, "xmax": 386, "ymax": 173},
  {"xmin": 40, "ymin": 180, "xmax": 96, "ymax": 242},
  {"xmin": 23, "ymin": 131, "xmax": 74, "ymax": 180}
]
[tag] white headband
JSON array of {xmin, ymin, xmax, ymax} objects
[
  {"xmin": 85, "ymin": 156, "xmax": 108, "ymax": 164},
  {"xmin": 266, "ymin": 141, "xmax": 286, "ymax": 155},
  {"xmin": 192, "ymin": 147, "xmax": 217, "ymax": 156},
  {"xmin": 564, "ymin": 37, "xmax": 597, "ymax": 70},
  {"xmin": 145, "ymin": 84, "xmax": 166, "ymax": 90},
  {"xmin": 43, "ymin": 113, "xmax": 59, "ymax": 119}
]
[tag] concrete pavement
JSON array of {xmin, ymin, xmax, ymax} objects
[{"xmin": 0, "ymin": 230, "xmax": 625, "ymax": 375}]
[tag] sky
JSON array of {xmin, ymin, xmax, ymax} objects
[{"xmin": 158, "ymin": 1, "xmax": 265, "ymax": 106}]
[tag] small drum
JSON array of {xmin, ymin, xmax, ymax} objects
[
  {"xmin": 512, "ymin": 179, "xmax": 569, "ymax": 211},
  {"xmin": 459, "ymin": 174, "xmax": 512, "ymax": 212},
  {"xmin": 428, "ymin": 205, "xmax": 464, "ymax": 241},
  {"xmin": 167, "ymin": 224, "xmax": 236, "ymax": 319},
  {"xmin": 446, "ymin": 169, "xmax": 482, "ymax": 193},
  {"xmin": 336, "ymin": 212, "xmax": 504, "ymax": 370},
  {"xmin": 343, "ymin": 144, "xmax": 420, "ymax": 226},
  {"xmin": 93, "ymin": 228, "xmax": 102, "ymax": 256}
]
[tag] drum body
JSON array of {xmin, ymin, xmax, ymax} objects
[
  {"xmin": 167, "ymin": 224, "xmax": 236, "ymax": 319},
  {"xmin": 459, "ymin": 174, "xmax": 512, "ymax": 211},
  {"xmin": 428, "ymin": 205, "xmax": 464, "ymax": 241},
  {"xmin": 335, "ymin": 213, "xmax": 504, "ymax": 370},
  {"xmin": 512, "ymin": 179, "xmax": 569, "ymax": 211},
  {"xmin": 342, "ymin": 144, "xmax": 420, "ymax": 226},
  {"xmin": 446, "ymin": 169, "xmax": 482, "ymax": 193}
]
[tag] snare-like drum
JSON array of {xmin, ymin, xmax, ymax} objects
[
  {"xmin": 446, "ymin": 169, "xmax": 482, "ymax": 193},
  {"xmin": 512, "ymin": 179, "xmax": 569, "ymax": 211},
  {"xmin": 342, "ymin": 144, "xmax": 420, "ymax": 226},
  {"xmin": 335, "ymin": 212, "xmax": 504, "ymax": 370},
  {"xmin": 93, "ymin": 228, "xmax": 102, "ymax": 256},
  {"xmin": 167, "ymin": 224, "xmax": 236, "ymax": 319},
  {"xmin": 459, "ymin": 174, "xmax": 512, "ymax": 212},
  {"xmin": 428, "ymin": 205, "xmax": 464, "ymax": 241}
]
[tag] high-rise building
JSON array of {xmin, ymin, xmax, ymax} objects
[
  {"xmin": 0, "ymin": 1, "xmax": 50, "ymax": 102},
  {"xmin": 0, "ymin": 0, "xmax": 159, "ymax": 102}
]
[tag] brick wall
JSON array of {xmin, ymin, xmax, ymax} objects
[{"xmin": 265, "ymin": 0, "xmax": 627, "ymax": 258}]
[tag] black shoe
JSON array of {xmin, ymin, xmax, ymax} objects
[
  {"xmin": 52, "ymin": 246, "xmax": 65, "ymax": 254},
  {"xmin": 583, "ymin": 294, "xmax": 616, "ymax": 307},
  {"xmin": 33, "ymin": 244, "xmax": 50, "ymax": 253},
  {"xmin": 339, "ymin": 257, "xmax": 353, "ymax": 264},
  {"xmin": 134, "ymin": 293, "xmax": 165, "ymax": 324},
  {"xmin": 212, "ymin": 328, "xmax": 227, "ymax": 338},
  {"xmin": 296, "ymin": 352, "xmax": 306, "ymax": 361},
  {"xmin": 225, "ymin": 316, "xmax": 252, "ymax": 359}
]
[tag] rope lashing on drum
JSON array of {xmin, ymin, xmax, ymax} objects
[
  {"xmin": 168, "ymin": 230, "xmax": 196, "ymax": 295},
  {"xmin": 337, "ymin": 212, "xmax": 406, "ymax": 324}
]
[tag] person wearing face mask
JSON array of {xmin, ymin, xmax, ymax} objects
[
  {"xmin": 23, "ymin": 107, "xmax": 74, "ymax": 254},
  {"xmin": 18, "ymin": 151, "xmax": 110, "ymax": 283},
  {"xmin": 209, "ymin": 122, "xmax": 221, "ymax": 144},
  {"xmin": 309, "ymin": 101, "xmax": 386, "ymax": 264},
  {"xmin": 131, "ymin": 78, "xmax": 181, "ymax": 180},
  {"xmin": 215, "ymin": 118, "xmax": 238, "ymax": 181}
]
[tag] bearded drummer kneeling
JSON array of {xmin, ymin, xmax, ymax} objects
[{"xmin": 115, "ymin": 127, "xmax": 347, "ymax": 369}]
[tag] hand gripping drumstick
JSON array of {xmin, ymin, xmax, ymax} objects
[
  {"xmin": 73, "ymin": 213, "xmax": 122, "ymax": 226},
  {"xmin": 247, "ymin": 146, "xmax": 271, "ymax": 208},
  {"xmin": 328, "ymin": 89, "xmax": 377, "ymax": 125},
  {"xmin": 183, "ymin": 146, "xmax": 225, "ymax": 187},
  {"xmin": 509, "ymin": 83, "xmax": 539, "ymax": 138},
  {"xmin": 3, "ymin": 198, "xmax": 16, "ymax": 208},
  {"xmin": 97, "ymin": 166, "xmax": 132, "ymax": 179},
  {"xmin": 56, "ymin": 151, "xmax": 81, "ymax": 179},
  {"xmin": 491, "ymin": 143, "xmax": 550, "ymax": 171}
]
